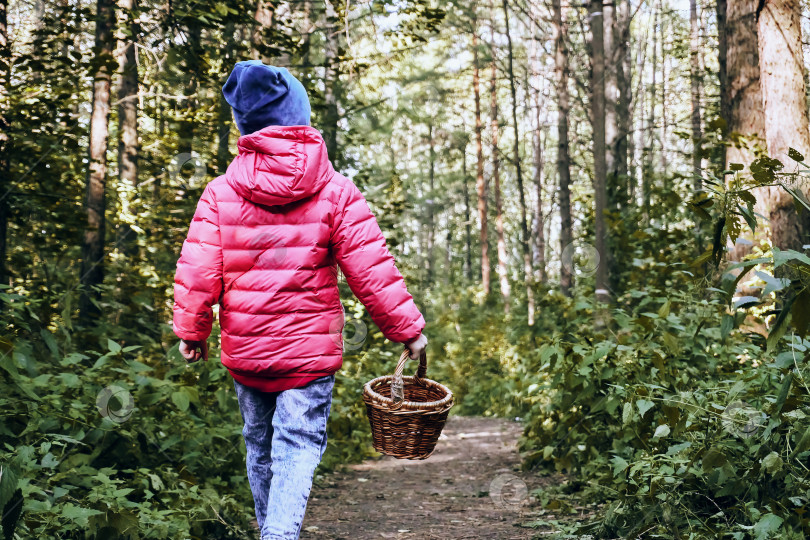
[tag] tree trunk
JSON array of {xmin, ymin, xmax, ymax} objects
[
  {"xmin": 461, "ymin": 142, "xmax": 473, "ymax": 280},
  {"xmin": 589, "ymin": 0, "xmax": 610, "ymax": 303},
  {"xmin": 217, "ymin": 92, "xmax": 233, "ymax": 170},
  {"xmin": 530, "ymin": 24, "xmax": 547, "ymax": 284},
  {"xmin": 217, "ymin": 22, "xmax": 236, "ymax": 172},
  {"xmin": 604, "ymin": 0, "xmax": 623, "ymax": 289},
  {"xmin": 178, "ymin": 24, "xmax": 200, "ymax": 155},
  {"xmin": 502, "ymin": 0, "xmax": 534, "ymax": 323},
  {"xmin": 533, "ymin": 128, "xmax": 547, "ymax": 284},
  {"xmin": 716, "ymin": 0, "xmax": 730, "ymax": 131},
  {"xmin": 0, "ymin": 0, "xmax": 9, "ymax": 286},
  {"xmin": 643, "ymin": 2, "xmax": 659, "ymax": 220},
  {"xmin": 604, "ymin": 0, "xmax": 620, "ymax": 211},
  {"xmin": 426, "ymin": 121, "xmax": 436, "ymax": 284},
  {"xmin": 726, "ymin": 0, "xmax": 765, "ymax": 167},
  {"xmin": 473, "ymin": 24, "xmax": 490, "ymax": 294},
  {"xmin": 490, "ymin": 28, "xmax": 510, "ymax": 310},
  {"xmin": 724, "ymin": 0, "xmax": 767, "ymax": 261},
  {"xmin": 553, "ymin": 0, "xmax": 573, "ymax": 296},
  {"xmin": 660, "ymin": 14, "xmax": 669, "ymax": 177},
  {"xmin": 690, "ymin": 0, "xmax": 703, "ymax": 189},
  {"xmin": 632, "ymin": 20, "xmax": 650, "ymax": 204},
  {"xmin": 252, "ymin": 0, "xmax": 274, "ymax": 61},
  {"xmin": 80, "ymin": 0, "xmax": 115, "ymax": 320},
  {"xmin": 301, "ymin": 0, "xmax": 314, "ymax": 66},
  {"xmin": 617, "ymin": 0, "xmax": 632, "ymax": 202},
  {"xmin": 445, "ymin": 226, "xmax": 453, "ymax": 285},
  {"xmin": 757, "ymin": 0, "xmax": 810, "ymax": 250},
  {"xmin": 323, "ymin": 0, "xmax": 340, "ymax": 164},
  {"xmin": 700, "ymin": 6, "xmax": 710, "ymax": 175},
  {"xmin": 116, "ymin": 0, "xmax": 139, "ymax": 259}
]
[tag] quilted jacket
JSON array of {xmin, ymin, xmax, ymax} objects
[{"xmin": 173, "ymin": 125, "xmax": 425, "ymax": 392}]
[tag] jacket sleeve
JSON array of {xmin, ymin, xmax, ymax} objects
[
  {"xmin": 330, "ymin": 180, "xmax": 425, "ymax": 344},
  {"xmin": 173, "ymin": 184, "xmax": 223, "ymax": 341}
]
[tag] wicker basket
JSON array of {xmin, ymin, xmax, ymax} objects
[{"xmin": 362, "ymin": 349, "xmax": 454, "ymax": 460}]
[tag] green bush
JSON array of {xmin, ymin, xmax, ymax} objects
[
  {"xmin": 0, "ymin": 285, "xmax": 406, "ymax": 538},
  {"xmin": 432, "ymin": 157, "xmax": 810, "ymax": 537},
  {"xmin": 521, "ymin": 283, "xmax": 810, "ymax": 537}
]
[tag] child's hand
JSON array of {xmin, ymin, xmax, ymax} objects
[
  {"xmin": 180, "ymin": 340, "xmax": 208, "ymax": 363},
  {"xmin": 406, "ymin": 333, "xmax": 428, "ymax": 359}
]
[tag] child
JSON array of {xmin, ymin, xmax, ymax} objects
[{"xmin": 172, "ymin": 60, "xmax": 427, "ymax": 539}]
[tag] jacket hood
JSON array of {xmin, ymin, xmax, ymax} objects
[{"xmin": 225, "ymin": 125, "xmax": 334, "ymax": 207}]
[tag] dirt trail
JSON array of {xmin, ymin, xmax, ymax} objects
[{"xmin": 300, "ymin": 416, "xmax": 554, "ymax": 540}]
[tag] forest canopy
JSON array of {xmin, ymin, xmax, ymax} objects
[{"xmin": 2, "ymin": 0, "xmax": 810, "ymax": 537}]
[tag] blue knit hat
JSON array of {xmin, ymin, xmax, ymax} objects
[{"xmin": 222, "ymin": 61, "xmax": 311, "ymax": 135}]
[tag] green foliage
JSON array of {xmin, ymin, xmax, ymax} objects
[
  {"xmin": 434, "ymin": 281, "xmax": 810, "ymax": 536},
  {"xmin": 519, "ymin": 289, "xmax": 810, "ymax": 537},
  {"xmin": 0, "ymin": 280, "xmax": 416, "ymax": 537},
  {"xmin": 427, "ymin": 159, "xmax": 810, "ymax": 536},
  {"xmin": 1, "ymin": 297, "xmax": 251, "ymax": 537}
]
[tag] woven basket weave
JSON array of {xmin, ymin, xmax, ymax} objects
[{"xmin": 362, "ymin": 349, "xmax": 454, "ymax": 460}]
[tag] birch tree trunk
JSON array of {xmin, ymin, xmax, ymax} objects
[
  {"xmin": 80, "ymin": 0, "xmax": 115, "ymax": 319},
  {"xmin": 757, "ymin": 0, "xmax": 810, "ymax": 250},
  {"xmin": 553, "ymin": 0, "xmax": 574, "ymax": 295}
]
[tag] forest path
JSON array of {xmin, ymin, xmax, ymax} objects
[{"xmin": 300, "ymin": 416, "xmax": 556, "ymax": 540}]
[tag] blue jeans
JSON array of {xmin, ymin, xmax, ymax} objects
[{"xmin": 233, "ymin": 375, "xmax": 335, "ymax": 540}]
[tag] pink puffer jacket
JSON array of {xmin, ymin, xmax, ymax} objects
[{"xmin": 173, "ymin": 125, "xmax": 425, "ymax": 392}]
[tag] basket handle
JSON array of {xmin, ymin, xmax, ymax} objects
[{"xmin": 390, "ymin": 348, "xmax": 428, "ymax": 407}]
